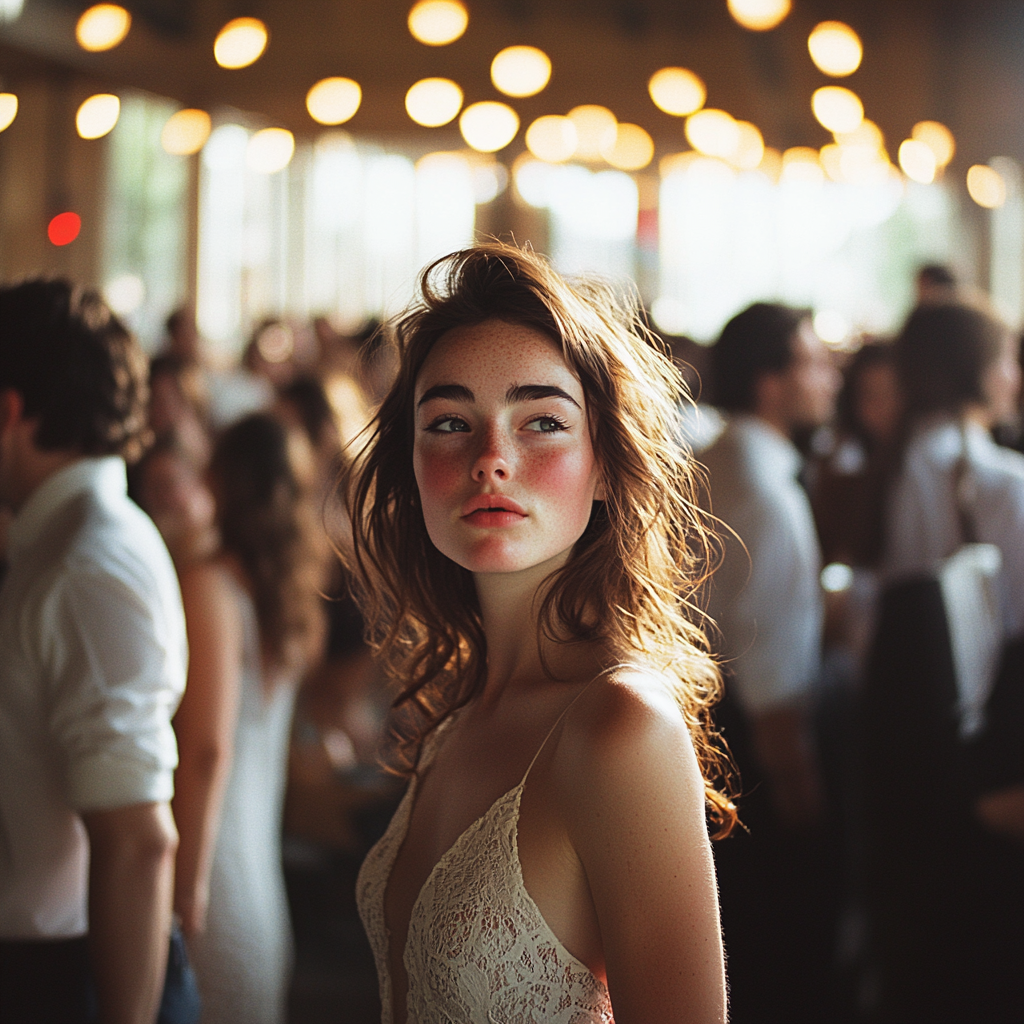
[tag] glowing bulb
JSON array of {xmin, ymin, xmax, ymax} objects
[
  {"xmin": 732, "ymin": 121, "xmax": 765, "ymax": 170},
  {"xmin": 758, "ymin": 146, "xmax": 783, "ymax": 181},
  {"xmin": 812, "ymin": 86, "xmax": 863, "ymax": 134},
  {"xmin": 685, "ymin": 109, "xmax": 740, "ymax": 160},
  {"xmin": 76, "ymin": 93, "xmax": 120, "ymax": 139},
  {"xmin": 727, "ymin": 0, "xmax": 791, "ymax": 32},
  {"xmin": 459, "ymin": 101, "xmax": 519, "ymax": 153},
  {"xmin": 835, "ymin": 118, "xmax": 884, "ymax": 151},
  {"xmin": 48, "ymin": 212, "xmax": 81, "ymax": 246},
  {"xmin": 898, "ymin": 139, "xmax": 937, "ymax": 184},
  {"xmin": 246, "ymin": 128, "xmax": 294, "ymax": 173},
  {"xmin": 967, "ymin": 165, "xmax": 1006, "ymax": 209},
  {"xmin": 781, "ymin": 147, "xmax": 824, "ymax": 183},
  {"xmin": 214, "ymin": 17, "xmax": 268, "ymax": 69},
  {"xmin": 525, "ymin": 115, "xmax": 577, "ymax": 163},
  {"xmin": 648, "ymin": 67, "xmax": 706, "ymax": 116},
  {"xmin": 405, "ymin": 78, "xmax": 463, "ymax": 127},
  {"xmin": 75, "ymin": 4, "xmax": 131, "ymax": 52},
  {"xmin": 0, "ymin": 93, "xmax": 17, "ymax": 132},
  {"xmin": 808, "ymin": 21, "xmax": 862, "ymax": 77},
  {"xmin": 567, "ymin": 105, "xmax": 618, "ymax": 161},
  {"xmin": 601, "ymin": 123, "xmax": 654, "ymax": 171},
  {"xmin": 306, "ymin": 78, "xmax": 361, "ymax": 125},
  {"xmin": 491, "ymin": 46, "xmax": 551, "ymax": 98},
  {"xmin": 161, "ymin": 109, "xmax": 211, "ymax": 155},
  {"xmin": 408, "ymin": 0, "xmax": 467, "ymax": 45},
  {"xmin": 912, "ymin": 121, "xmax": 955, "ymax": 168}
]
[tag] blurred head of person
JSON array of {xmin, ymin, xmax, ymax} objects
[
  {"xmin": 244, "ymin": 318, "xmax": 298, "ymax": 389},
  {"xmin": 896, "ymin": 301, "xmax": 1021, "ymax": 429},
  {"xmin": 128, "ymin": 432, "xmax": 216, "ymax": 567},
  {"xmin": 0, "ymin": 279, "xmax": 148, "ymax": 511},
  {"xmin": 165, "ymin": 305, "xmax": 201, "ymax": 364},
  {"xmin": 915, "ymin": 263, "xmax": 958, "ymax": 307},
  {"xmin": 148, "ymin": 354, "xmax": 212, "ymax": 469},
  {"xmin": 711, "ymin": 302, "xmax": 839, "ymax": 436},
  {"xmin": 837, "ymin": 342, "xmax": 903, "ymax": 450},
  {"xmin": 275, "ymin": 375, "xmax": 344, "ymax": 498},
  {"xmin": 210, "ymin": 413, "xmax": 324, "ymax": 678}
]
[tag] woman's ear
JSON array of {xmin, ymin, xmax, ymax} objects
[{"xmin": 594, "ymin": 475, "xmax": 606, "ymax": 502}]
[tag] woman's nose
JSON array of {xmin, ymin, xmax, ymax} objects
[{"xmin": 471, "ymin": 426, "xmax": 511, "ymax": 482}]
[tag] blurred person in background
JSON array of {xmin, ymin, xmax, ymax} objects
[
  {"xmin": 915, "ymin": 262, "xmax": 959, "ymax": 306},
  {"xmin": 148, "ymin": 354, "xmax": 213, "ymax": 471},
  {"xmin": 864, "ymin": 301, "xmax": 1024, "ymax": 1023},
  {"xmin": 172, "ymin": 413, "xmax": 325, "ymax": 1024},
  {"xmin": 701, "ymin": 301, "xmax": 843, "ymax": 1023}
]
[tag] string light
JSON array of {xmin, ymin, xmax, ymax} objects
[
  {"xmin": 525, "ymin": 115, "xmax": 578, "ymax": 163},
  {"xmin": 0, "ymin": 92, "xmax": 17, "ymax": 132},
  {"xmin": 246, "ymin": 128, "xmax": 295, "ymax": 173},
  {"xmin": 648, "ymin": 67, "xmax": 706, "ymax": 116},
  {"xmin": 405, "ymin": 78, "xmax": 463, "ymax": 127},
  {"xmin": 812, "ymin": 86, "xmax": 863, "ymax": 134},
  {"xmin": 912, "ymin": 121, "xmax": 955, "ymax": 169},
  {"xmin": 727, "ymin": 0, "xmax": 791, "ymax": 32},
  {"xmin": 898, "ymin": 139, "xmax": 937, "ymax": 184},
  {"xmin": 567, "ymin": 105, "xmax": 618, "ymax": 161},
  {"xmin": 781, "ymin": 147, "xmax": 824, "ymax": 183},
  {"xmin": 48, "ymin": 212, "xmax": 81, "ymax": 246},
  {"xmin": 685, "ymin": 109, "xmax": 740, "ymax": 160},
  {"xmin": 76, "ymin": 94, "xmax": 120, "ymax": 139},
  {"xmin": 213, "ymin": 18, "xmax": 268, "ymax": 69},
  {"xmin": 459, "ymin": 102, "xmax": 519, "ymax": 153},
  {"xmin": 807, "ymin": 22, "xmax": 862, "ymax": 77},
  {"xmin": 161, "ymin": 109, "xmax": 212, "ymax": 155},
  {"xmin": 966, "ymin": 164, "xmax": 1006, "ymax": 208},
  {"xmin": 491, "ymin": 46, "xmax": 551, "ymax": 98},
  {"xmin": 75, "ymin": 4, "xmax": 131, "ymax": 52},
  {"xmin": 408, "ymin": 0, "xmax": 467, "ymax": 45},
  {"xmin": 601, "ymin": 123, "xmax": 655, "ymax": 171},
  {"xmin": 306, "ymin": 78, "xmax": 362, "ymax": 125}
]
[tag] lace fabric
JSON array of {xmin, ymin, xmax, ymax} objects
[{"xmin": 356, "ymin": 719, "xmax": 614, "ymax": 1024}]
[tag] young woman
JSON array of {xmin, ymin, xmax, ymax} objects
[
  {"xmin": 343, "ymin": 244, "xmax": 734, "ymax": 1023},
  {"xmin": 172, "ymin": 413, "xmax": 324, "ymax": 1024}
]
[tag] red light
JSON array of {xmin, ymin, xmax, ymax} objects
[{"xmin": 48, "ymin": 212, "xmax": 81, "ymax": 246}]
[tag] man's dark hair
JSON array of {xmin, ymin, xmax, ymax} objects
[
  {"xmin": 710, "ymin": 302, "xmax": 807, "ymax": 412},
  {"xmin": 0, "ymin": 279, "xmax": 149, "ymax": 461},
  {"xmin": 917, "ymin": 263, "xmax": 957, "ymax": 290},
  {"xmin": 896, "ymin": 301, "xmax": 1006, "ymax": 417}
]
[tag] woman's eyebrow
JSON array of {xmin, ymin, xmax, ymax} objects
[
  {"xmin": 417, "ymin": 383, "xmax": 474, "ymax": 407},
  {"xmin": 506, "ymin": 384, "xmax": 581, "ymax": 408}
]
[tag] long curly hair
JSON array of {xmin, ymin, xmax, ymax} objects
[{"xmin": 340, "ymin": 243, "xmax": 736, "ymax": 837}]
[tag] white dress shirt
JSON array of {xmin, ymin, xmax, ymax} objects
[
  {"xmin": 701, "ymin": 415, "xmax": 824, "ymax": 714},
  {"xmin": 885, "ymin": 417, "xmax": 1024, "ymax": 640},
  {"xmin": 0, "ymin": 457, "xmax": 187, "ymax": 939}
]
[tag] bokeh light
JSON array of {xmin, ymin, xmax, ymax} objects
[
  {"xmin": 104, "ymin": 273, "xmax": 145, "ymax": 315},
  {"xmin": 525, "ymin": 115, "xmax": 577, "ymax": 163},
  {"xmin": 76, "ymin": 94, "xmax": 120, "ymax": 139},
  {"xmin": 408, "ymin": 0, "xmax": 467, "ymax": 45},
  {"xmin": 306, "ymin": 78, "xmax": 362, "ymax": 125},
  {"xmin": 567, "ymin": 105, "xmax": 618, "ymax": 161},
  {"xmin": 835, "ymin": 118, "xmax": 884, "ymax": 151},
  {"xmin": 601, "ymin": 123, "xmax": 654, "ymax": 171},
  {"xmin": 0, "ymin": 92, "xmax": 17, "ymax": 132},
  {"xmin": 812, "ymin": 86, "xmax": 863, "ymax": 134},
  {"xmin": 490, "ymin": 46, "xmax": 551, "ymax": 98},
  {"xmin": 898, "ymin": 139, "xmax": 937, "ymax": 184},
  {"xmin": 732, "ymin": 121, "xmax": 765, "ymax": 170},
  {"xmin": 405, "ymin": 78, "xmax": 463, "ymax": 127},
  {"xmin": 781, "ymin": 147, "xmax": 824, "ymax": 183},
  {"xmin": 967, "ymin": 164, "xmax": 1006, "ymax": 208},
  {"xmin": 685, "ymin": 109, "xmax": 740, "ymax": 160},
  {"xmin": 213, "ymin": 17, "xmax": 268, "ymax": 69},
  {"xmin": 727, "ymin": 0, "xmax": 791, "ymax": 32},
  {"xmin": 246, "ymin": 127, "xmax": 295, "ymax": 173},
  {"xmin": 648, "ymin": 67, "xmax": 706, "ymax": 116},
  {"xmin": 459, "ymin": 101, "xmax": 519, "ymax": 153},
  {"xmin": 48, "ymin": 212, "xmax": 81, "ymax": 246},
  {"xmin": 807, "ymin": 21, "xmax": 862, "ymax": 77},
  {"xmin": 75, "ymin": 4, "xmax": 131, "ymax": 52},
  {"xmin": 161, "ymin": 109, "xmax": 212, "ymax": 155},
  {"xmin": 912, "ymin": 121, "xmax": 955, "ymax": 169},
  {"xmin": 758, "ymin": 146, "xmax": 783, "ymax": 181}
]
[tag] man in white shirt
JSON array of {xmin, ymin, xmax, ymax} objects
[
  {"xmin": 0, "ymin": 281, "xmax": 189, "ymax": 1024},
  {"xmin": 701, "ymin": 302, "xmax": 840, "ymax": 1023}
]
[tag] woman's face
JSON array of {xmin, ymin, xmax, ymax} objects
[{"xmin": 413, "ymin": 319, "xmax": 603, "ymax": 577}]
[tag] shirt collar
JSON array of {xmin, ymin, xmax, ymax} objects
[
  {"xmin": 7, "ymin": 456, "xmax": 127, "ymax": 561},
  {"xmin": 908, "ymin": 415, "xmax": 994, "ymax": 466},
  {"xmin": 727, "ymin": 413, "xmax": 804, "ymax": 481}
]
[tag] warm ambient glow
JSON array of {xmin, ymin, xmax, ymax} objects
[
  {"xmin": 213, "ymin": 18, "xmax": 268, "ymax": 69},
  {"xmin": 781, "ymin": 147, "xmax": 825, "ymax": 184},
  {"xmin": 306, "ymin": 78, "xmax": 362, "ymax": 125},
  {"xmin": 525, "ymin": 115, "xmax": 577, "ymax": 163},
  {"xmin": 835, "ymin": 118, "xmax": 884, "ymax": 151},
  {"xmin": 685, "ymin": 108, "xmax": 740, "ymax": 160},
  {"xmin": 967, "ymin": 164, "xmax": 1006, "ymax": 209},
  {"xmin": 648, "ymin": 67, "xmax": 706, "ymax": 117},
  {"xmin": 732, "ymin": 121, "xmax": 765, "ymax": 170},
  {"xmin": 898, "ymin": 139, "xmax": 937, "ymax": 184},
  {"xmin": 459, "ymin": 101, "xmax": 519, "ymax": 153},
  {"xmin": 405, "ymin": 78, "xmax": 463, "ymax": 127},
  {"xmin": 567, "ymin": 105, "xmax": 618, "ymax": 161},
  {"xmin": 602, "ymin": 123, "xmax": 654, "ymax": 171},
  {"xmin": 0, "ymin": 92, "xmax": 17, "ymax": 132},
  {"xmin": 912, "ymin": 121, "xmax": 955, "ymax": 168},
  {"xmin": 812, "ymin": 86, "xmax": 863, "ymax": 134},
  {"xmin": 76, "ymin": 94, "xmax": 120, "ymax": 139},
  {"xmin": 246, "ymin": 128, "xmax": 294, "ymax": 173},
  {"xmin": 408, "ymin": 0, "xmax": 467, "ymax": 45},
  {"xmin": 727, "ymin": 0, "xmax": 791, "ymax": 32},
  {"xmin": 75, "ymin": 4, "xmax": 131, "ymax": 52},
  {"xmin": 491, "ymin": 46, "xmax": 551, "ymax": 98},
  {"xmin": 807, "ymin": 21, "xmax": 862, "ymax": 77},
  {"xmin": 161, "ymin": 109, "xmax": 212, "ymax": 155},
  {"xmin": 48, "ymin": 212, "xmax": 81, "ymax": 246}
]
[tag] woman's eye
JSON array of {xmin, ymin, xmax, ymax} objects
[
  {"xmin": 526, "ymin": 416, "xmax": 568, "ymax": 433},
  {"xmin": 428, "ymin": 416, "xmax": 470, "ymax": 433}
]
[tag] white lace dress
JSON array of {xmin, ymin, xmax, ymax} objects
[{"xmin": 356, "ymin": 714, "xmax": 614, "ymax": 1024}]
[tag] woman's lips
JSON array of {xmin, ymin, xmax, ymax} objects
[{"xmin": 462, "ymin": 508, "xmax": 527, "ymax": 528}]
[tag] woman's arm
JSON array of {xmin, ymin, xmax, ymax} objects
[
  {"xmin": 171, "ymin": 561, "xmax": 244, "ymax": 935},
  {"xmin": 565, "ymin": 678, "xmax": 727, "ymax": 1024}
]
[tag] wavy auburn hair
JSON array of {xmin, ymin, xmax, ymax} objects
[{"xmin": 340, "ymin": 243, "xmax": 736, "ymax": 836}]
